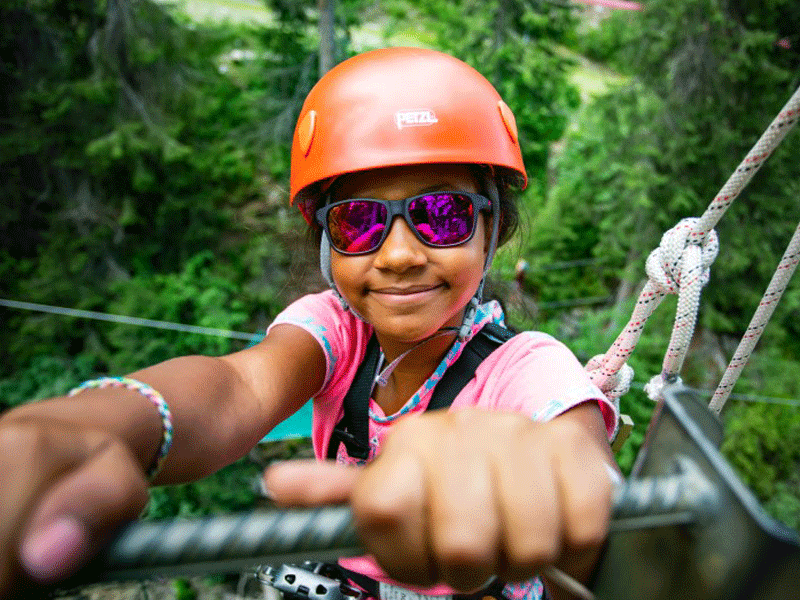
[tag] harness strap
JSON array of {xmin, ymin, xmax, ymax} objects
[
  {"xmin": 429, "ymin": 322, "xmax": 515, "ymax": 411},
  {"xmin": 336, "ymin": 565, "xmax": 511, "ymax": 600},
  {"xmin": 327, "ymin": 334, "xmax": 381, "ymax": 460},
  {"xmin": 327, "ymin": 323, "xmax": 515, "ymax": 461}
]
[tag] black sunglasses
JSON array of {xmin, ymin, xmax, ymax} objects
[{"xmin": 315, "ymin": 191, "xmax": 491, "ymax": 255}]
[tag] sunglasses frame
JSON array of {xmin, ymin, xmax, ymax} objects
[{"xmin": 315, "ymin": 191, "xmax": 492, "ymax": 256}]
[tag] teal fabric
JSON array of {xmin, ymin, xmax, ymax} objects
[
  {"xmin": 261, "ymin": 400, "xmax": 313, "ymax": 441},
  {"xmin": 248, "ymin": 333, "xmax": 313, "ymax": 442}
]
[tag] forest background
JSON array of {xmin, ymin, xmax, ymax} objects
[{"xmin": 1, "ymin": 0, "xmax": 799, "ymax": 545}]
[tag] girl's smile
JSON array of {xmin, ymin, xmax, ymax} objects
[
  {"xmin": 370, "ymin": 283, "xmax": 444, "ymax": 298},
  {"xmin": 368, "ymin": 283, "xmax": 447, "ymax": 312}
]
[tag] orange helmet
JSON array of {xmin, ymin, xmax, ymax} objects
[{"xmin": 290, "ymin": 47, "xmax": 527, "ymax": 224}]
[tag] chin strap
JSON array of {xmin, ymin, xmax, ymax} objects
[
  {"xmin": 319, "ymin": 235, "xmax": 351, "ymax": 312},
  {"xmin": 457, "ymin": 297, "xmax": 481, "ymax": 341},
  {"xmin": 457, "ymin": 175, "xmax": 500, "ymax": 341}
]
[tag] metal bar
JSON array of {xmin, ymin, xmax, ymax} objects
[{"xmin": 51, "ymin": 461, "xmax": 717, "ymax": 591}]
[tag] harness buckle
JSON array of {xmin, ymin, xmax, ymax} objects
[
  {"xmin": 329, "ymin": 426, "xmax": 371, "ymax": 460},
  {"xmin": 258, "ymin": 561, "xmax": 365, "ymax": 600}
]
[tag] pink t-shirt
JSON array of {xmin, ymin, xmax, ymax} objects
[{"xmin": 269, "ymin": 290, "xmax": 618, "ymax": 600}]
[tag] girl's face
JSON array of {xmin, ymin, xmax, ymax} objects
[{"xmin": 329, "ymin": 164, "xmax": 490, "ymax": 347}]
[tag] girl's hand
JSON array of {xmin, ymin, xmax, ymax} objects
[
  {"xmin": 0, "ymin": 415, "xmax": 149, "ymax": 597},
  {"xmin": 265, "ymin": 404, "xmax": 616, "ymax": 599}
]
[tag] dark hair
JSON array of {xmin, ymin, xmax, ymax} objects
[{"xmin": 494, "ymin": 181, "xmax": 519, "ymax": 248}]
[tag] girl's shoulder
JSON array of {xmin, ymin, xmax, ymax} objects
[
  {"xmin": 465, "ymin": 326, "xmax": 618, "ymax": 436},
  {"xmin": 269, "ymin": 290, "xmax": 373, "ymax": 392},
  {"xmin": 272, "ymin": 290, "xmax": 367, "ymax": 338},
  {"xmin": 480, "ymin": 328, "xmax": 575, "ymax": 374}
]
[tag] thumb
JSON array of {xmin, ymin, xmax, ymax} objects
[
  {"xmin": 21, "ymin": 436, "xmax": 149, "ymax": 584},
  {"xmin": 263, "ymin": 459, "xmax": 361, "ymax": 507}
]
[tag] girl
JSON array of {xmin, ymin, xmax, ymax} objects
[{"xmin": 0, "ymin": 48, "xmax": 619, "ymax": 600}]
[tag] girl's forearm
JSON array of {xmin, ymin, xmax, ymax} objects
[
  {"xmin": 129, "ymin": 354, "xmax": 273, "ymax": 483},
  {"xmin": 3, "ymin": 326, "xmax": 324, "ymax": 486},
  {"xmin": 1, "ymin": 355, "xmax": 266, "ymax": 485}
]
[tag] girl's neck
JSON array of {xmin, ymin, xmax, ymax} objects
[{"xmin": 371, "ymin": 331, "xmax": 457, "ymax": 416}]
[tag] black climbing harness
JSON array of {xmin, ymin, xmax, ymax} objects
[{"xmin": 327, "ymin": 323, "xmax": 516, "ymax": 461}]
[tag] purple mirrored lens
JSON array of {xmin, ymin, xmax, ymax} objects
[
  {"xmin": 328, "ymin": 200, "xmax": 387, "ymax": 253},
  {"xmin": 409, "ymin": 193, "xmax": 474, "ymax": 245}
]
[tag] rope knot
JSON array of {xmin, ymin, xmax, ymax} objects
[
  {"xmin": 644, "ymin": 373, "xmax": 683, "ymax": 401},
  {"xmin": 645, "ymin": 217, "xmax": 719, "ymax": 295},
  {"xmin": 585, "ymin": 355, "xmax": 634, "ymax": 404}
]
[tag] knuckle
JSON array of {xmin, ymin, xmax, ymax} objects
[
  {"xmin": 389, "ymin": 413, "xmax": 433, "ymax": 443},
  {"xmin": 552, "ymin": 419, "xmax": 587, "ymax": 449},
  {"xmin": 567, "ymin": 484, "xmax": 600, "ymax": 517},
  {"xmin": 564, "ymin": 505, "xmax": 609, "ymax": 550},
  {"xmin": 96, "ymin": 443, "xmax": 149, "ymax": 508},
  {"xmin": 505, "ymin": 532, "xmax": 560, "ymax": 571},
  {"xmin": 563, "ymin": 476, "xmax": 613, "ymax": 549},
  {"xmin": 352, "ymin": 485, "xmax": 415, "ymax": 529},
  {"xmin": 380, "ymin": 422, "xmax": 415, "ymax": 457},
  {"xmin": 0, "ymin": 420, "xmax": 54, "ymax": 464},
  {"xmin": 434, "ymin": 529, "xmax": 493, "ymax": 572},
  {"xmin": 352, "ymin": 452, "xmax": 426, "ymax": 528}
]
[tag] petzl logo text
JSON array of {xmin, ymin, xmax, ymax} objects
[{"xmin": 395, "ymin": 109, "xmax": 438, "ymax": 129}]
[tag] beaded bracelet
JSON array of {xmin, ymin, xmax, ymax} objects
[{"xmin": 68, "ymin": 376, "xmax": 173, "ymax": 480}]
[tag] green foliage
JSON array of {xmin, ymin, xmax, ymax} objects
[
  {"xmin": 536, "ymin": 0, "xmax": 800, "ymax": 522},
  {"xmin": 573, "ymin": 10, "xmax": 641, "ymax": 68},
  {"xmin": 0, "ymin": 0, "xmax": 316, "ymax": 380},
  {"xmin": 1, "ymin": 0, "xmax": 349, "ymax": 525},
  {"xmin": 97, "ymin": 251, "xmax": 250, "ymax": 371},
  {"xmin": 530, "ymin": 0, "xmax": 800, "ymax": 344},
  {"xmin": 173, "ymin": 578, "xmax": 199, "ymax": 600},
  {"xmin": 144, "ymin": 456, "xmax": 263, "ymax": 519},
  {"xmin": 764, "ymin": 482, "xmax": 800, "ymax": 531},
  {"xmin": 0, "ymin": 354, "xmax": 97, "ymax": 409},
  {"xmin": 721, "ymin": 402, "xmax": 800, "ymax": 515}
]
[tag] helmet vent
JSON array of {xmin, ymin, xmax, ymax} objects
[
  {"xmin": 498, "ymin": 101, "xmax": 519, "ymax": 145},
  {"xmin": 298, "ymin": 110, "xmax": 317, "ymax": 157}
]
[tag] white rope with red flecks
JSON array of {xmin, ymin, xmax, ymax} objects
[
  {"xmin": 585, "ymin": 84, "xmax": 800, "ymax": 412},
  {"xmin": 708, "ymin": 221, "xmax": 800, "ymax": 414}
]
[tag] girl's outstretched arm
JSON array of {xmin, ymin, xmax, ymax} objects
[
  {"xmin": 265, "ymin": 402, "xmax": 617, "ymax": 600},
  {"xmin": 0, "ymin": 323, "xmax": 324, "ymax": 596}
]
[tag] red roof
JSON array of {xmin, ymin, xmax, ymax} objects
[{"xmin": 574, "ymin": 0, "xmax": 642, "ymax": 10}]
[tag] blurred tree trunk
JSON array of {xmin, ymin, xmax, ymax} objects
[
  {"xmin": 495, "ymin": 0, "xmax": 510, "ymax": 50},
  {"xmin": 318, "ymin": 0, "xmax": 335, "ymax": 75}
]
